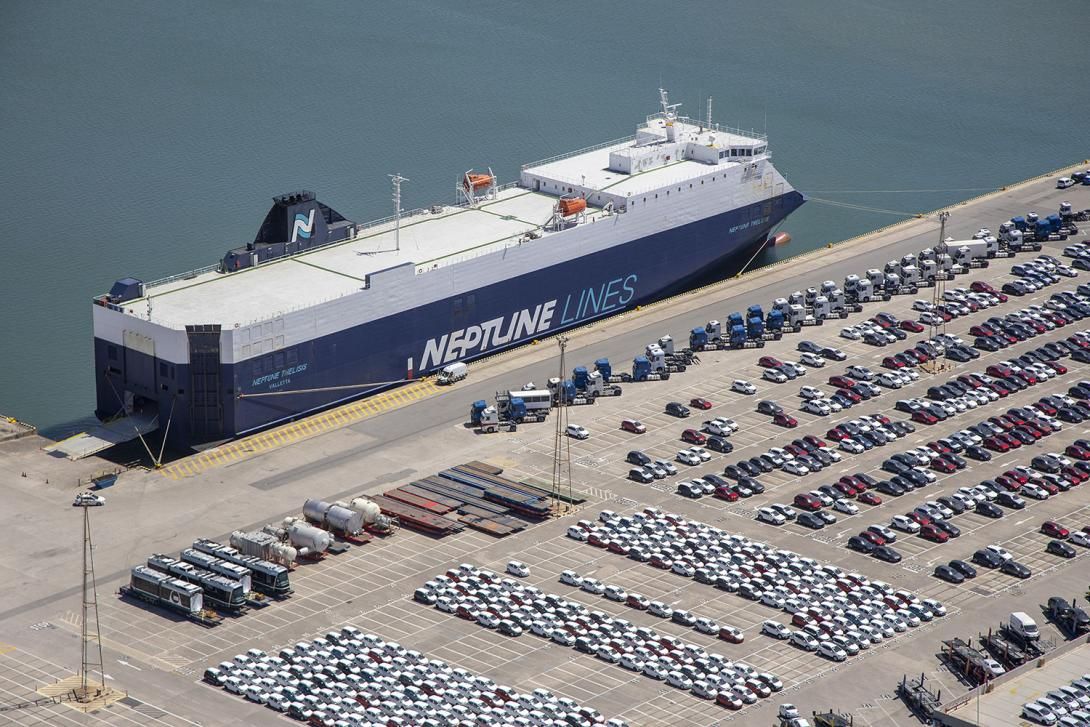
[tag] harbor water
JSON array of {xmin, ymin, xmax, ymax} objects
[{"xmin": 1, "ymin": 0, "xmax": 1087, "ymax": 436}]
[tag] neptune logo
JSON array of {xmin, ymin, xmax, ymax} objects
[{"xmin": 290, "ymin": 209, "xmax": 315, "ymax": 243}]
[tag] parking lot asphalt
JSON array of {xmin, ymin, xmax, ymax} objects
[{"xmin": 1, "ymin": 167, "xmax": 1089, "ymax": 726}]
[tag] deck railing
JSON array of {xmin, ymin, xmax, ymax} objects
[{"xmin": 521, "ymin": 135, "xmax": 636, "ymax": 171}]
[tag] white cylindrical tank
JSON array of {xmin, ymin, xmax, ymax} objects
[
  {"xmin": 272, "ymin": 542, "xmax": 298, "ymax": 566},
  {"xmin": 325, "ymin": 505, "xmax": 364, "ymax": 535},
  {"xmin": 287, "ymin": 521, "xmax": 330, "ymax": 554},
  {"xmin": 303, "ymin": 499, "xmax": 334, "ymax": 524},
  {"xmin": 350, "ymin": 497, "xmax": 382, "ymax": 524}
]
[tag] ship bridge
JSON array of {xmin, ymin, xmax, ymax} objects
[{"xmin": 520, "ymin": 90, "xmax": 770, "ymax": 212}]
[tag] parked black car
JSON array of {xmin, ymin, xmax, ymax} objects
[{"xmin": 934, "ymin": 564, "xmax": 965, "ymax": 584}]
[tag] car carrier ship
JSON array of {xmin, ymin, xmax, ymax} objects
[{"xmin": 82, "ymin": 90, "xmax": 804, "ymax": 453}]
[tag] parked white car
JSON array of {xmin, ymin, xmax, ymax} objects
[
  {"xmin": 756, "ymin": 507, "xmax": 786, "ymax": 526},
  {"xmin": 565, "ymin": 424, "xmax": 590, "ymax": 440},
  {"xmin": 817, "ymin": 640, "xmax": 847, "ymax": 662},
  {"xmin": 847, "ymin": 365, "xmax": 874, "ymax": 381},
  {"xmin": 782, "ymin": 461, "xmax": 810, "ymax": 476},
  {"xmin": 890, "ymin": 515, "xmax": 921, "ymax": 533},
  {"xmin": 676, "ymin": 450, "xmax": 701, "ymax": 466},
  {"xmin": 833, "ymin": 499, "xmax": 859, "ymax": 515},
  {"xmin": 839, "ymin": 439, "xmax": 864, "ymax": 454},
  {"xmin": 762, "ymin": 620, "xmax": 791, "ymax": 639},
  {"xmin": 764, "ymin": 369, "xmax": 788, "ymax": 383},
  {"xmin": 732, "ymin": 379, "xmax": 757, "ymax": 394}
]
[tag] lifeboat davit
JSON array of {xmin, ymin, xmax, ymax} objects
[
  {"xmin": 463, "ymin": 173, "xmax": 494, "ymax": 191},
  {"xmin": 558, "ymin": 197, "xmax": 586, "ymax": 216}
]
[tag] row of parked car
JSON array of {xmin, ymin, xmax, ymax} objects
[
  {"xmin": 204, "ymin": 625, "xmax": 618, "ymax": 727},
  {"xmin": 553, "ymin": 566, "xmax": 745, "ymax": 643},
  {"xmin": 1022, "ymin": 673, "xmax": 1090, "ymax": 725},
  {"xmin": 414, "ymin": 559, "xmax": 781, "ymax": 712},
  {"xmin": 850, "ymin": 387, "xmax": 1085, "ymax": 571},
  {"xmin": 891, "ymin": 329, "xmax": 1085, "ymax": 427},
  {"xmin": 1000, "ymin": 255, "xmax": 1079, "ymax": 297},
  {"xmin": 754, "ymin": 407, "xmax": 929, "ymax": 529},
  {"xmin": 573, "ymin": 507, "xmax": 940, "ymax": 667},
  {"xmin": 841, "ymin": 310, "xmax": 924, "ymax": 346}
]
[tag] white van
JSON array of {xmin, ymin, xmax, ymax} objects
[
  {"xmin": 437, "ymin": 362, "xmax": 468, "ymax": 384},
  {"xmin": 1010, "ymin": 612, "xmax": 1040, "ymax": 641}
]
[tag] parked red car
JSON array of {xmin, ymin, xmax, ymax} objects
[
  {"xmin": 859, "ymin": 530, "xmax": 886, "ymax": 546},
  {"xmin": 900, "ymin": 320, "xmax": 925, "ymax": 333},
  {"xmin": 931, "ymin": 457, "xmax": 956, "ymax": 474},
  {"xmin": 828, "ymin": 375, "xmax": 856, "ymax": 389},
  {"xmin": 918, "ymin": 524, "xmax": 950, "ymax": 543},
  {"xmin": 1041, "ymin": 521, "xmax": 1070, "ymax": 539},
  {"xmin": 773, "ymin": 413, "xmax": 798, "ymax": 428},
  {"xmin": 908, "ymin": 511, "xmax": 931, "ymax": 526},
  {"xmin": 836, "ymin": 388, "xmax": 862, "ymax": 403},
  {"xmin": 689, "ymin": 397, "xmax": 713, "ymax": 410},
  {"xmin": 857, "ymin": 492, "xmax": 882, "ymax": 506},
  {"xmin": 793, "ymin": 493, "xmax": 823, "ymax": 512},
  {"xmin": 912, "ymin": 410, "xmax": 938, "ymax": 425},
  {"xmin": 758, "ymin": 356, "xmax": 784, "ymax": 368},
  {"xmin": 714, "ymin": 486, "xmax": 740, "ymax": 502},
  {"xmin": 681, "ymin": 429, "xmax": 706, "ymax": 445}
]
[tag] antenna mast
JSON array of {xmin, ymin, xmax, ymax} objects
[
  {"xmin": 389, "ymin": 173, "xmax": 409, "ymax": 253},
  {"xmin": 658, "ymin": 87, "xmax": 681, "ymax": 119},
  {"xmin": 925, "ymin": 211, "xmax": 952, "ymax": 375},
  {"xmin": 707, "ymin": 97, "xmax": 713, "ymax": 128},
  {"xmin": 78, "ymin": 503, "xmax": 106, "ymax": 703},
  {"xmin": 550, "ymin": 335, "xmax": 573, "ymax": 517}
]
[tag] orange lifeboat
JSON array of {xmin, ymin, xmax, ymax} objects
[
  {"xmin": 463, "ymin": 173, "xmax": 494, "ymax": 191},
  {"xmin": 558, "ymin": 197, "xmax": 586, "ymax": 216},
  {"xmin": 771, "ymin": 232, "xmax": 792, "ymax": 246}
]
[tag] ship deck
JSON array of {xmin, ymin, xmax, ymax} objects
[
  {"xmin": 524, "ymin": 132, "xmax": 760, "ymax": 194},
  {"xmin": 139, "ymin": 188, "xmax": 604, "ymax": 329}
]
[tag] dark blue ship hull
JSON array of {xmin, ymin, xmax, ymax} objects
[{"xmin": 95, "ymin": 190, "xmax": 804, "ymax": 450}]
